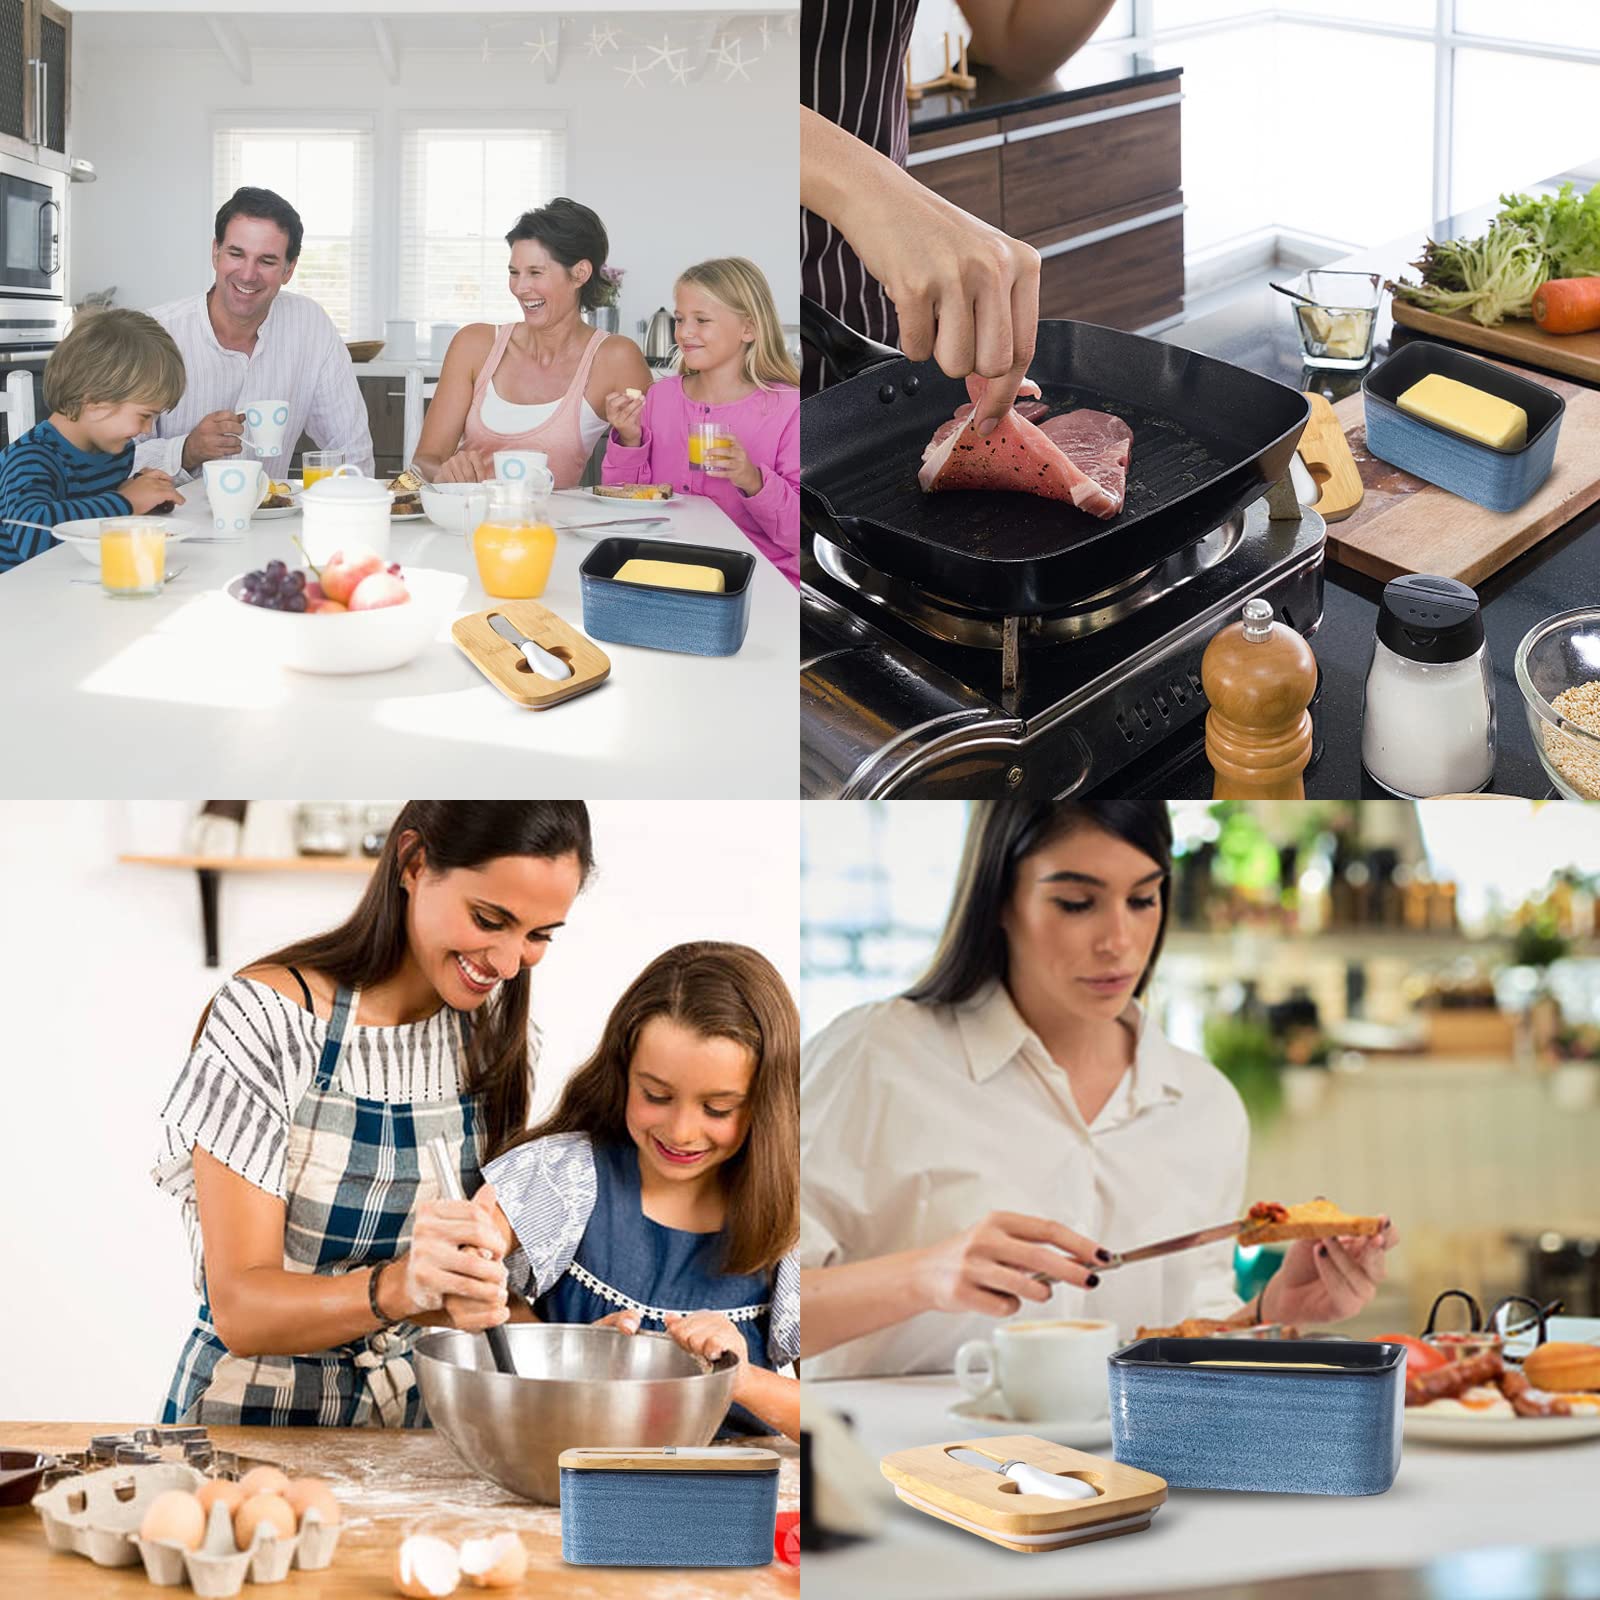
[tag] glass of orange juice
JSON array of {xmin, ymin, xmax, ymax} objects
[
  {"xmin": 688, "ymin": 420, "xmax": 733, "ymax": 472},
  {"xmin": 99, "ymin": 519, "xmax": 168, "ymax": 596},
  {"xmin": 471, "ymin": 484, "xmax": 556, "ymax": 599},
  {"xmin": 302, "ymin": 450, "xmax": 346, "ymax": 490}
]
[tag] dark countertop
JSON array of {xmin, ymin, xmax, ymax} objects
[
  {"xmin": 1131, "ymin": 174, "xmax": 1598, "ymax": 802},
  {"xmin": 908, "ymin": 45, "xmax": 1180, "ymax": 135}
]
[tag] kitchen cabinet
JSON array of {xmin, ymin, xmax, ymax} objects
[
  {"xmin": 0, "ymin": 0, "xmax": 71, "ymax": 171},
  {"xmin": 907, "ymin": 59, "xmax": 1184, "ymax": 333}
]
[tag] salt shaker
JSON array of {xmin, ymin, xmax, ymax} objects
[
  {"xmin": 1201, "ymin": 598, "xmax": 1318, "ymax": 799},
  {"xmin": 1362, "ymin": 574, "xmax": 1495, "ymax": 797}
]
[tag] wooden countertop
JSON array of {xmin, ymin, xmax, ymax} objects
[{"xmin": 0, "ymin": 1422, "xmax": 799, "ymax": 1598}]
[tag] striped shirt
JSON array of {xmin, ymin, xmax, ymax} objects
[
  {"xmin": 802, "ymin": 0, "xmax": 920, "ymax": 392},
  {"xmin": 0, "ymin": 420, "xmax": 132, "ymax": 572},
  {"xmin": 135, "ymin": 290, "xmax": 375, "ymax": 483}
]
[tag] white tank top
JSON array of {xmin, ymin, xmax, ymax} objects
[{"xmin": 480, "ymin": 376, "xmax": 608, "ymax": 452}]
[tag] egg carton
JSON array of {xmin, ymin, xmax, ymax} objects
[{"xmin": 33, "ymin": 1464, "xmax": 341, "ymax": 1595}]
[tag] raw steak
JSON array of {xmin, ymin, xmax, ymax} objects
[{"xmin": 918, "ymin": 377, "xmax": 1132, "ymax": 519}]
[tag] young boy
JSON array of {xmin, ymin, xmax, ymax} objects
[{"xmin": 0, "ymin": 307, "xmax": 188, "ymax": 574}]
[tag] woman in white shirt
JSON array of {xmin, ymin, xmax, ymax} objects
[{"xmin": 800, "ymin": 800, "xmax": 1397, "ymax": 1379}]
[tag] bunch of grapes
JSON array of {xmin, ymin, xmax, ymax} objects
[{"xmin": 240, "ymin": 559, "xmax": 308, "ymax": 612}]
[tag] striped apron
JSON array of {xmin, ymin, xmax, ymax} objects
[{"xmin": 161, "ymin": 985, "xmax": 484, "ymax": 1427}]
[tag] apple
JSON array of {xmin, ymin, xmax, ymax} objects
[
  {"xmin": 310, "ymin": 598, "xmax": 347, "ymax": 614},
  {"xmin": 320, "ymin": 547, "xmax": 385, "ymax": 605},
  {"xmin": 303, "ymin": 580, "xmax": 326, "ymax": 604},
  {"xmin": 348, "ymin": 571, "xmax": 411, "ymax": 611}
]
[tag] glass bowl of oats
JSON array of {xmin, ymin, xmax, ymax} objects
[{"xmin": 1516, "ymin": 609, "xmax": 1600, "ymax": 798}]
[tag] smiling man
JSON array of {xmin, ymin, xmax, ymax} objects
[{"xmin": 136, "ymin": 187, "xmax": 374, "ymax": 482}]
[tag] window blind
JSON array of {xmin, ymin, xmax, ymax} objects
[
  {"xmin": 212, "ymin": 122, "xmax": 374, "ymax": 338},
  {"xmin": 397, "ymin": 121, "xmax": 569, "ymax": 327}
]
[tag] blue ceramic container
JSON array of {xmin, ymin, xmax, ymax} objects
[
  {"xmin": 1109, "ymin": 1338, "xmax": 1404, "ymax": 1496},
  {"xmin": 559, "ymin": 1447, "xmax": 778, "ymax": 1566},
  {"xmin": 579, "ymin": 537, "xmax": 756, "ymax": 656},
  {"xmin": 1362, "ymin": 342, "xmax": 1564, "ymax": 512}
]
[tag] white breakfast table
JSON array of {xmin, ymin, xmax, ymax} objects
[
  {"xmin": 804, "ymin": 1370, "xmax": 1600, "ymax": 1598},
  {"xmin": 0, "ymin": 489, "xmax": 797, "ymax": 795}
]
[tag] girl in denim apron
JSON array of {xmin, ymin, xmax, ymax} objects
[
  {"xmin": 153, "ymin": 801, "xmax": 593, "ymax": 1427},
  {"xmin": 481, "ymin": 942, "xmax": 800, "ymax": 1442}
]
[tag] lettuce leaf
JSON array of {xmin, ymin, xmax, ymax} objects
[{"xmin": 1498, "ymin": 182, "xmax": 1600, "ymax": 278}]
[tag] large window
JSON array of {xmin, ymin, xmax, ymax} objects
[
  {"xmin": 396, "ymin": 120, "xmax": 569, "ymax": 329},
  {"xmin": 213, "ymin": 121, "xmax": 373, "ymax": 338}
]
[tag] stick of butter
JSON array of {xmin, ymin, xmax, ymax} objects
[
  {"xmin": 613, "ymin": 558, "xmax": 725, "ymax": 592},
  {"xmin": 1396, "ymin": 373, "xmax": 1528, "ymax": 450}
]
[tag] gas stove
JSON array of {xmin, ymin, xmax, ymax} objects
[{"xmin": 801, "ymin": 487, "xmax": 1327, "ymax": 798}]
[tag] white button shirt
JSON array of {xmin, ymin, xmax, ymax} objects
[
  {"xmin": 135, "ymin": 289, "xmax": 375, "ymax": 482},
  {"xmin": 800, "ymin": 982, "xmax": 1249, "ymax": 1379}
]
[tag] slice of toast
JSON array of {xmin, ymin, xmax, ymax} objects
[{"xmin": 1238, "ymin": 1198, "xmax": 1384, "ymax": 1246}]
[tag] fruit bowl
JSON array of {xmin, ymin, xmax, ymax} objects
[
  {"xmin": 419, "ymin": 481, "xmax": 483, "ymax": 533},
  {"xmin": 224, "ymin": 566, "xmax": 467, "ymax": 674},
  {"xmin": 1515, "ymin": 607, "xmax": 1600, "ymax": 799}
]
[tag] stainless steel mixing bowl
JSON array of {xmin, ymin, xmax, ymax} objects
[{"xmin": 415, "ymin": 1324, "xmax": 739, "ymax": 1503}]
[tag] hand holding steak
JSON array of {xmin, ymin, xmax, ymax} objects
[{"xmin": 918, "ymin": 376, "xmax": 1132, "ymax": 519}]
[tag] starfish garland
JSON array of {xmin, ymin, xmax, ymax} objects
[
  {"xmin": 524, "ymin": 27, "xmax": 555, "ymax": 68},
  {"xmin": 615, "ymin": 52, "xmax": 650, "ymax": 88}
]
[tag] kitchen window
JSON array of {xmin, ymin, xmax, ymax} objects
[
  {"xmin": 212, "ymin": 120, "xmax": 373, "ymax": 339},
  {"xmin": 395, "ymin": 118, "xmax": 568, "ymax": 330}
]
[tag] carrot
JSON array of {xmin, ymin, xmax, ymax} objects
[{"xmin": 1531, "ymin": 277, "xmax": 1600, "ymax": 334}]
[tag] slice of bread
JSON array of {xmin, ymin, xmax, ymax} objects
[{"xmin": 1238, "ymin": 1198, "xmax": 1384, "ymax": 1246}]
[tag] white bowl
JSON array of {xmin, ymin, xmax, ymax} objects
[
  {"xmin": 419, "ymin": 480, "xmax": 484, "ymax": 533},
  {"xmin": 223, "ymin": 566, "xmax": 467, "ymax": 674},
  {"xmin": 53, "ymin": 517, "xmax": 191, "ymax": 566}
]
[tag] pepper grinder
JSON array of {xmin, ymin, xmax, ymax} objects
[{"xmin": 1202, "ymin": 598, "xmax": 1318, "ymax": 799}]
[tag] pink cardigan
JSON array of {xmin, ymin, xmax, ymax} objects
[{"xmin": 602, "ymin": 375, "xmax": 799, "ymax": 587}]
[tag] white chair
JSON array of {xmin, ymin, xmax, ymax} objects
[
  {"xmin": 2, "ymin": 369, "xmax": 37, "ymax": 445},
  {"xmin": 399, "ymin": 366, "xmax": 438, "ymax": 467}
]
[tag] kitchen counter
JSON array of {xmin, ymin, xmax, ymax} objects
[
  {"xmin": 0, "ymin": 1420, "xmax": 798, "ymax": 1598},
  {"xmin": 802, "ymin": 1373, "xmax": 1600, "ymax": 1599},
  {"xmin": 1137, "ymin": 169, "xmax": 1600, "ymax": 801},
  {"xmin": 0, "ymin": 491, "xmax": 797, "ymax": 797},
  {"xmin": 908, "ymin": 44, "xmax": 1180, "ymax": 134}
]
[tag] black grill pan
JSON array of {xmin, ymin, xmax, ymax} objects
[{"xmin": 802, "ymin": 298, "xmax": 1311, "ymax": 615}]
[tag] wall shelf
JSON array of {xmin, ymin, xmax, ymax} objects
[{"xmin": 118, "ymin": 854, "xmax": 376, "ymax": 966}]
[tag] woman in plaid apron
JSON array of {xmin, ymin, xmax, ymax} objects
[{"xmin": 153, "ymin": 801, "xmax": 594, "ymax": 1427}]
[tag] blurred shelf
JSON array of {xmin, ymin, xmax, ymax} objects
[
  {"xmin": 1163, "ymin": 929, "xmax": 1569, "ymax": 963},
  {"xmin": 119, "ymin": 853, "xmax": 375, "ymax": 965}
]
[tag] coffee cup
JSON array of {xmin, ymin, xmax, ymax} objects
[
  {"xmin": 493, "ymin": 451, "xmax": 554, "ymax": 495},
  {"xmin": 241, "ymin": 399, "xmax": 291, "ymax": 459},
  {"xmin": 954, "ymin": 1319, "xmax": 1120, "ymax": 1423},
  {"xmin": 203, "ymin": 459, "xmax": 268, "ymax": 535}
]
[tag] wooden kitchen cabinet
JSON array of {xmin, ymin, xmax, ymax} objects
[
  {"xmin": 0, "ymin": 0, "xmax": 71, "ymax": 170},
  {"xmin": 359, "ymin": 373, "xmax": 408, "ymax": 477},
  {"xmin": 907, "ymin": 69, "xmax": 1185, "ymax": 333}
]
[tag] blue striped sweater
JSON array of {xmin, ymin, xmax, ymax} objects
[{"xmin": 0, "ymin": 420, "xmax": 134, "ymax": 573}]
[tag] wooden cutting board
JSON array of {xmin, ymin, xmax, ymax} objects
[
  {"xmin": 1324, "ymin": 361, "xmax": 1600, "ymax": 586},
  {"xmin": 1392, "ymin": 299, "xmax": 1600, "ymax": 385}
]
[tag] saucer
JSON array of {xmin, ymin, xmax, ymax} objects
[{"xmin": 946, "ymin": 1395, "xmax": 1113, "ymax": 1449}]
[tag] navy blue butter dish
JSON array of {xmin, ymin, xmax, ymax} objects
[
  {"xmin": 559, "ymin": 1446, "xmax": 778, "ymax": 1566},
  {"xmin": 1362, "ymin": 342, "xmax": 1564, "ymax": 512},
  {"xmin": 579, "ymin": 537, "xmax": 756, "ymax": 656},
  {"xmin": 1109, "ymin": 1337, "xmax": 1405, "ymax": 1496}
]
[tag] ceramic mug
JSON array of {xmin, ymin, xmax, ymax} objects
[
  {"xmin": 955, "ymin": 1319, "xmax": 1120, "ymax": 1423},
  {"xmin": 241, "ymin": 398, "xmax": 291, "ymax": 459},
  {"xmin": 493, "ymin": 451, "xmax": 555, "ymax": 495},
  {"xmin": 203, "ymin": 459, "xmax": 268, "ymax": 534}
]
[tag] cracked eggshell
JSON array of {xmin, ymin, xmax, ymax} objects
[
  {"xmin": 459, "ymin": 1531, "xmax": 527, "ymax": 1588},
  {"xmin": 394, "ymin": 1533, "xmax": 461, "ymax": 1597}
]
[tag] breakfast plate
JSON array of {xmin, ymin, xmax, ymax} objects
[
  {"xmin": 52, "ymin": 518, "xmax": 193, "ymax": 564},
  {"xmin": 946, "ymin": 1397, "xmax": 1112, "ymax": 1450},
  {"xmin": 254, "ymin": 504, "xmax": 299, "ymax": 520},
  {"xmin": 1405, "ymin": 1411, "xmax": 1600, "ymax": 1446}
]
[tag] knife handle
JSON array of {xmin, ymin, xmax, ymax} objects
[{"xmin": 1004, "ymin": 1462, "xmax": 1098, "ymax": 1501}]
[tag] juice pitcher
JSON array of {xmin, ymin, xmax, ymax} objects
[{"xmin": 470, "ymin": 481, "xmax": 557, "ymax": 599}]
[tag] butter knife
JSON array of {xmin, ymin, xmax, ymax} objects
[
  {"xmin": 1099, "ymin": 1220, "xmax": 1245, "ymax": 1271},
  {"xmin": 945, "ymin": 1449, "xmax": 1097, "ymax": 1501},
  {"xmin": 488, "ymin": 612, "xmax": 574, "ymax": 681}
]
